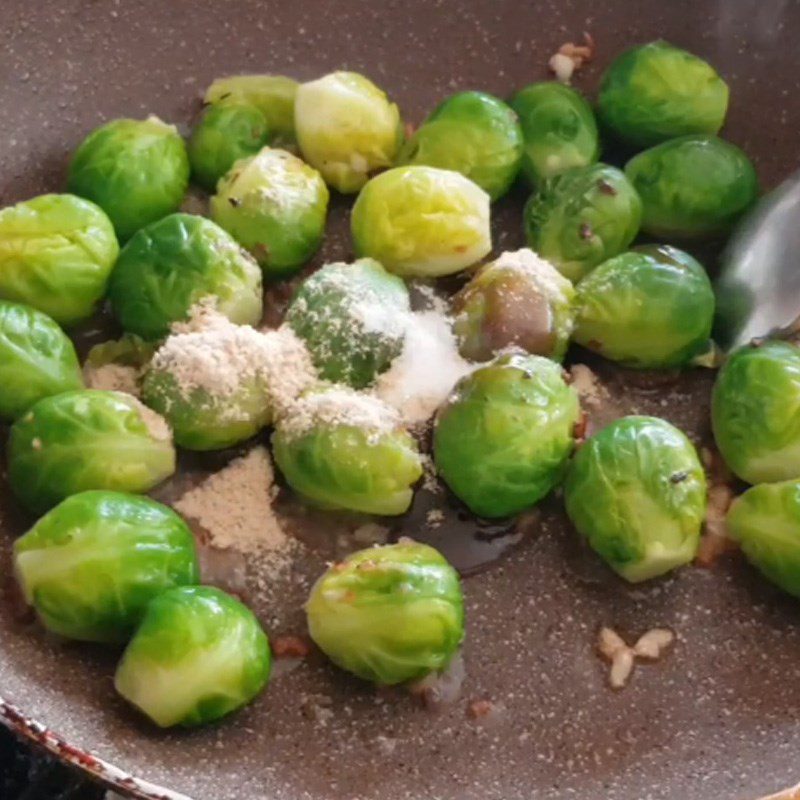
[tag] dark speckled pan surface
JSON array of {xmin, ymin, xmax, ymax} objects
[{"xmin": 2, "ymin": 1, "xmax": 800, "ymax": 799}]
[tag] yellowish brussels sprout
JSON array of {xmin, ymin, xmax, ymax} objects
[
  {"xmin": 204, "ymin": 74, "xmax": 299, "ymax": 146},
  {"xmin": 351, "ymin": 166, "xmax": 491, "ymax": 278},
  {"xmin": 295, "ymin": 71, "xmax": 402, "ymax": 193},
  {"xmin": 0, "ymin": 194, "xmax": 118, "ymax": 325},
  {"xmin": 210, "ymin": 147, "xmax": 329, "ymax": 278}
]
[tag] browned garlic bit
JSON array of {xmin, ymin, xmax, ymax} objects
[
  {"xmin": 596, "ymin": 626, "xmax": 675, "ymax": 690},
  {"xmin": 549, "ymin": 32, "xmax": 595, "ymax": 83},
  {"xmin": 696, "ymin": 446, "xmax": 738, "ymax": 568}
]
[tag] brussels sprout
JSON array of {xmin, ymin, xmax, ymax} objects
[
  {"xmin": 711, "ymin": 341, "xmax": 800, "ymax": 484},
  {"xmin": 67, "ymin": 117, "xmax": 189, "ymax": 241},
  {"xmin": 451, "ymin": 248, "xmax": 575, "ymax": 362},
  {"xmin": 210, "ymin": 147, "xmax": 329, "ymax": 278},
  {"xmin": 598, "ymin": 41, "xmax": 729, "ymax": 149},
  {"xmin": 306, "ymin": 541, "xmax": 463, "ymax": 685},
  {"xmin": 204, "ymin": 74, "xmax": 299, "ymax": 146},
  {"xmin": 625, "ymin": 135, "xmax": 758, "ymax": 239},
  {"xmin": 397, "ymin": 91, "xmax": 523, "ymax": 201},
  {"xmin": 272, "ymin": 386, "xmax": 423, "ymax": 515},
  {"xmin": 285, "ymin": 258, "xmax": 410, "ymax": 389},
  {"xmin": 510, "ymin": 82, "xmax": 600, "ymax": 185},
  {"xmin": 115, "ymin": 586, "xmax": 270, "ymax": 728},
  {"xmin": 351, "ymin": 166, "xmax": 491, "ymax": 278},
  {"xmin": 7, "ymin": 390, "xmax": 175, "ymax": 513},
  {"xmin": 727, "ymin": 480, "xmax": 800, "ymax": 598},
  {"xmin": 188, "ymin": 103, "xmax": 270, "ymax": 191},
  {"xmin": 564, "ymin": 416, "xmax": 706, "ymax": 582},
  {"xmin": 0, "ymin": 301, "xmax": 83, "ymax": 421},
  {"xmin": 434, "ymin": 352, "xmax": 579, "ymax": 517},
  {"xmin": 84, "ymin": 334, "xmax": 156, "ymax": 373},
  {"xmin": 108, "ymin": 213, "xmax": 263, "ymax": 340},
  {"xmin": 0, "ymin": 194, "xmax": 118, "ymax": 325},
  {"xmin": 573, "ymin": 245, "xmax": 715, "ymax": 369},
  {"xmin": 142, "ymin": 321, "xmax": 271, "ymax": 452},
  {"xmin": 294, "ymin": 71, "xmax": 402, "ymax": 194},
  {"xmin": 523, "ymin": 163, "xmax": 641, "ymax": 283},
  {"xmin": 13, "ymin": 491, "xmax": 198, "ymax": 643}
]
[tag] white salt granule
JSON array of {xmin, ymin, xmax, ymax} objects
[
  {"xmin": 374, "ymin": 307, "xmax": 473, "ymax": 424},
  {"xmin": 173, "ymin": 446, "xmax": 296, "ymax": 562}
]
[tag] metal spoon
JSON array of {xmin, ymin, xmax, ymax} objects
[{"xmin": 714, "ymin": 170, "xmax": 800, "ymax": 351}]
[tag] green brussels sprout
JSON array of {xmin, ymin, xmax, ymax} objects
[
  {"xmin": 564, "ymin": 416, "xmax": 706, "ymax": 582},
  {"xmin": 294, "ymin": 71, "xmax": 402, "ymax": 194},
  {"xmin": 0, "ymin": 194, "xmax": 119, "ymax": 325},
  {"xmin": 573, "ymin": 245, "xmax": 715, "ymax": 369},
  {"xmin": 284, "ymin": 258, "xmax": 410, "ymax": 389},
  {"xmin": 188, "ymin": 103, "xmax": 271, "ymax": 191},
  {"xmin": 451, "ymin": 248, "xmax": 575, "ymax": 362},
  {"xmin": 351, "ymin": 166, "xmax": 491, "ymax": 278},
  {"xmin": 523, "ymin": 163, "xmax": 641, "ymax": 283},
  {"xmin": 141, "ymin": 319, "xmax": 275, "ymax": 452},
  {"xmin": 0, "ymin": 301, "xmax": 83, "ymax": 421},
  {"xmin": 598, "ymin": 40, "xmax": 729, "ymax": 149},
  {"xmin": 434, "ymin": 352, "xmax": 579, "ymax": 517},
  {"xmin": 84, "ymin": 334, "xmax": 156, "ymax": 373},
  {"xmin": 510, "ymin": 82, "xmax": 600, "ymax": 185},
  {"xmin": 272, "ymin": 386, "xmax": 423, "ymax": 515},
  {"xmin": 727, "ymin": 480, "xmax": 800, "ymax": 598},
  {"xmin": 625, "ymin": 135, "xmax": 758, "ymax": 239},
  {"xmin": 397, "ymin": 91, "xmax": 523, "ymax": 201},
  {"xmin": 7, "ymin": 390, "xmax": 175, "ymax": 513},
  {"xmin": 115, "ymin": 586, "xmax": 270, "ymax": 728},
  {"xmin": 67, "ymin": 117, "xmax": 189, "ymax": 241},
  {"xmin": 204, "ymin": 74, "xmax": 299, "ymax": 146},
  {"xmin": 210, "ymin": 147, "xmax": 329, "ymax": 278},
  {"xmin": 13, "ymin": 491, "xmax": 199, "ymax": 643},
  {"xmin": 108, "ymin": 213, "xmax": 263, "ymax": 340},
  {"xmin": 306, "ymin": 541, "xmax": 464, "ymax": 685},
  {"xmin": 711, "ymin": 341, "xmax": 800, "ymax": 484}
]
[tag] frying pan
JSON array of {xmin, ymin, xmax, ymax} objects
[{"xmin": 3, "ymin": 1, "xmax": 800, "ymax": 798}]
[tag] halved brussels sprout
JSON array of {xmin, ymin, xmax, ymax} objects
[
  {"xmin": 434, "ymin": 352, "xmax": 579, "ymax": 517},
  {"xmin": 115, "ymin": 586, "xmax": 271, "ymax": 728},
  {"xmin": 0, "ymin": 300, "xmax": 83, "ymax": 421},
  {"xmin": 598, "ymin": 40, "xmax": 729, "ymax": 148},
  {"xmin": 294, "ymin": 71, "xmax": 402, "ymax": 193},
  {"xmin": 67, "ymin": 117, "xmax": 189, "ymax": 241},
  {"xmin": 565, "ymin": 416, "xmax": 706, "ymax": 582},
  {"xmin": 573, "ymin": 245, "xmax": 715, "ymax": 369},
  {"xmin": 351, "ymin": 165, "xmax": 491, "ymax": 278},
  {"xmin": 727, "ymin": 480, "xmax": 800, "ymax": 598},
  {"xmin": 523, "ymin": 163, "xmax": 641, "ymax": 283},
  {"xmin": 306, "ymin": 540, "xmax": 464, "ymax": 685},
  {"xmin": 272, "ymin": 386, "xmax": 423, "ymax": 515},
  {"xmin": 210, "ymin": 147, "xmax": 329, "ymax": 278},
  {"xmin": 625, "ymin": 135, "xmax": 758, "ymax": 239},
  {"xmin": 510, "ymin": 82, "xmax": 600, "ymax": 185},
  {"xmin": 7, "ymin": 390, "xmax": 175, "ymax": 513},
  {"xmin": 284, "ymin": 258, "xmax": 410, "ymax": 389},
  {"xmin": 712, "ymin": 341, "xmax": 800, "ymax": 484},
  {"xmin": 14, "ymin": 491, "xmax": 199, "ymax": 643},
  {"xmin": 451, "ymin": 248, "xmax": 575, "ymax": 362},
  {"xmin": 108, "ymin": 213, "xmax": 263, "ymax": 340},
  {"xmin": 204, "ymin": 74, "xmax": 299, "ymax": 146},
  {"xmin": 0, "ymin": 193, "xmax": 118, "ymax": 325},
  {"xmin": 188, "ymin": 102, "xmax": 271, "ymax": 191},
  {"xmin": 397, "ymin": 91, "xmax": 523, "ymax": 201}
]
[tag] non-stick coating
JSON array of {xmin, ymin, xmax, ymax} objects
[{"xmin": 3, "ymin": 1, "xmax": 800, "ymax": 799}]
